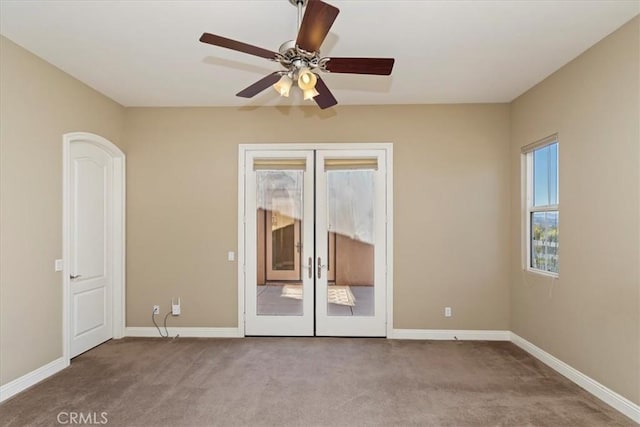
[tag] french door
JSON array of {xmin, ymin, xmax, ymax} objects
[{"xmin": 243, "ymin": 147, "xmax": 388, "ymax": 337}]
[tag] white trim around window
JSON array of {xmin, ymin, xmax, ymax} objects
[{"xmin": 522, "ymin": 134, "xmax": 559, "ymax": 277}]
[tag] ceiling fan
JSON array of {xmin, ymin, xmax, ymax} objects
[{"xmin": 199, "ymin": 0, "xmax": 395, "ymax": 109}]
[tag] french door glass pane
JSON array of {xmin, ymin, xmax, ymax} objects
[
  {"xmin": 530, "ymin": 211, "xmax": 559, "ymax": 273},
  {"xmin": 256, "ymin": 170, "xmax": 304, "ymax": 316},
  {"xmin": 326, "ymin": 170, "xmax": 375, "ymax": 316}
]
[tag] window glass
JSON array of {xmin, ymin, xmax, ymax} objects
[
  {"xmin": 530, "ymin": 211, "xmax": 559, "ymax": 274},
  {"xmin": 526, "ymin": 139, "xmax": 559, "ymax": 275},
  {"xmin": 548, "ymin": 143, "xmax": 558, "ymax": 205},
  {"xmin": 533, "ymin": 143, "xmax": 558, "ymax": 207}
]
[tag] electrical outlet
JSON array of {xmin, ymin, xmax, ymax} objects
[
  {"xmin": 153, "ymin": 305, "xmax": 160, "ymax": 315},
  {"xmin": 445, "ymin": 307, "xmax": 452, "ymax": 317},
  {"xmin": 172, "ymin": 297, "xmax": 181, "ymax": 316}
]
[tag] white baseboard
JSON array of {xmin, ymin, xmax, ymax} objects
[
  {"xmin": 125, "ymin": 327, "xmax": 243, "ymax": 338},
  {"xmin": 511, "ymin": 333, "xmax": 640, "ymax": 423},
  {"xmin": 390, "ymin": 329, "xmax": 510, "ymax": 341},
  {"xmin": 0, "ymin": 357, "xmax": 68, "ymax": 403}
]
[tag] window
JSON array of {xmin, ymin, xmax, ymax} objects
[{"xmin": 523, "ymin": 136, "xmax": 559, "ymax": 275}]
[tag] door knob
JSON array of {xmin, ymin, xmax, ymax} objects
[{"xmin": 70, "ymin": 274, "xmax": 82, "ymax": 280}]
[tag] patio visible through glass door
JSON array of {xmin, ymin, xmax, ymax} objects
[
  {"xmin": 243, "ymin": 148, "xmax": 387, "ymax": 337},
  {"xmin": 315, "ymin": 150, "xmax": 387, "ymax": 336}
]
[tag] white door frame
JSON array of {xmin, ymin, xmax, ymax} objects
[
  {"xmin": 237, "ymin": 143, "xmax": 394, "ymax": 337},
  {"xmin": 62, "ymin": 132, "xmax": 125, "ymax": 363}
]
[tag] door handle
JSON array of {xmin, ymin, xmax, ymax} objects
[
  {"xmin": 70, "ymin": 274, "xmax": 81, "ymax": 280},
  {"xmin": 306, "ymin": 257, "xmax": 313, "ymax": 279},
  {"xmin": 317, "ymin": 257, "xmax": 327, "ymax": 279}
]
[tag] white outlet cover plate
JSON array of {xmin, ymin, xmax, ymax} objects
[{"xmin": 54, "ymin": 259, "xmax": 64, "ymax": 272}]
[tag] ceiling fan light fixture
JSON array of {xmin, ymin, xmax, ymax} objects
[
  {"xmin": 303, "ymin": 87, "xmax": 320, "ymax": 100},
  {"xmin": 297, "ymin": 68, "xmax": 317, "ymax": 90},
  {"xmin": 273, "ymin": 74, "xmax": 293, "ymax": 97}
]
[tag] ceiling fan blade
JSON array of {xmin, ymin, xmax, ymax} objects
[
  {"xmin": 236, "ymin": 72, "xmax": 282, "ymax": 98},
  {"xmin": 313, "ymin": 76, "xmax": 338, "ymax": 109},
  {"xmin": 325, "ymin": 57, "xmax": 395, "ymax": 75},
  {"xmin": 296, "ymin": 0, "xmax": 340, "ymax": 53},
  {"xmin": 199, "ymin": 33, "xmax": 277, "ymax": 60}
]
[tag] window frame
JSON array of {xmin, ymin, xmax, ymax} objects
[{"xmin": 522, "ymin": 135, "xmax": 559, "ymax": 277}]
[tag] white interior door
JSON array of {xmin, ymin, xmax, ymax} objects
[
  {"xmin": 265, "ymin": 209, "xmax": 301, "ymax": 281},
  {"xmin": 69, "ymin": 141, "xmax": 113, "ymax": 356},
  {"xmin": 243, "ymin": 147, "xmax": 387, "ymax": 337}
]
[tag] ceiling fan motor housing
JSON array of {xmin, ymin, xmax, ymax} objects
[
  {"xmin": 278, "ymin": 40, "xmax": 296, "ymax": 54},
  {"xmin": 275, "ymin": 40, "xmax": 327, "ymax": 79}
]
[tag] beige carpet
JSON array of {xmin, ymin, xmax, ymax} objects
[
  {"xmin": 281, "ymin": 284, "xmax": 356, "ymax": 306},
  {"xmin": 0, "ymin": 338, "xmax": 634, "ymax": 426}
]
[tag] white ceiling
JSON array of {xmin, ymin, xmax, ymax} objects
[{"xmin": 1, "ymin": 1, "xmax": 638, "ymax": 107}]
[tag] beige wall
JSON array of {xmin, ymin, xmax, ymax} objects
[
  {"xmin": 335, "ymin": 235, "xmax": 374, "ymax": 286},
  {"xmin": 124, "ymin": 104, "xmax": 512, "ymax": 330},
  {"xmin": 509, "ymin": 16, "xmax": 640, "ymax": 404},
  {"xmin": 0, "ymin": 37, "xmax": 125, "ymax": 385}
]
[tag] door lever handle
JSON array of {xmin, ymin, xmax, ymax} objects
[
  {"xmin": 317, "ymin": 257, "xmax": 327, "ymax": 279},
  {"xmin": 70, "ymin": 274, "xmax": 82, "ymax": 280},
  {"xmin": 306, "ymin": 257, "xmax": 313, "ymax": 279}
]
